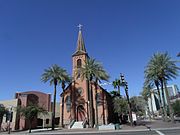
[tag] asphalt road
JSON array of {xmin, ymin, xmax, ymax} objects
[
  {"xmin": 1, "ymin": 128, "xmax": 180, "ymax": 135},
  {"xmin": 36, "ymin": 129, "xmax": 180, "ymax": 135},
  {"xmin": 159, "ymin": 129, "xmax": 180, "ymax": 135},
  {"xmin": 8, "ymin": 129, "xmax": 180, "ymax": 135},
  {"xmin": 62, "ymin": 131, "xmax": 158, "ymax": 135}
]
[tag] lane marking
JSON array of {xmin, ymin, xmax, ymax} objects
[{"xmin": 155, "ymin": 130, "xmax": 165, "ymax": 135}]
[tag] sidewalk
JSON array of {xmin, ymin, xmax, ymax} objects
[{"xmin": 1, "ymin": 120, "xmax": 180, "ymax": 134}]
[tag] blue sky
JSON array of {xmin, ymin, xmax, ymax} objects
[{"xmin": 0, "ymin": 0, "xmax": 180, "ymax": 101}]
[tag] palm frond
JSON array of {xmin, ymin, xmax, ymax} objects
[
  {"xmin": 41, "ymin": 64, "xmax": 70, "ymax": 86},
  {"xmin": 76, "ymin": 58, "xmax": 109, "ymax": 82}
]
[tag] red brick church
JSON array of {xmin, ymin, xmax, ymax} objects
[{"xmin": 59, "ymin": 26, "xmax": 114, "ymax": 128}]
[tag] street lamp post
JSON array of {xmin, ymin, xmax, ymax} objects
[{"xmin": 120, "ymin": 73, "xmax": 133, "ymax": 126}]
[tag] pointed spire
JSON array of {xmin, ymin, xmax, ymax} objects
[
  {"xmin": 76, "ymin": 24, "xmax": 86, "ymax": 53},
  {"xmin": 76, "ymin": 30, "xmax": 86, "ymax": 52}
]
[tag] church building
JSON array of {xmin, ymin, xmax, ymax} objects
[{"xmin": 59, "ymin": 26, "xmax": 114, "ymax": 128}]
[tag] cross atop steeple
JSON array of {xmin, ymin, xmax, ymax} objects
[
  {"xmin": 77, "ymin": 24, "xmax": 83, "ymax": 31},
  {"xmin": 72, "ymin": 24, "xmax": 87, "ymax": 56}
]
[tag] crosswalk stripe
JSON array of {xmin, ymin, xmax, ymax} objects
[{"xmin": 155, "ymin": 130, "xmax": 165, "ymax": 135}]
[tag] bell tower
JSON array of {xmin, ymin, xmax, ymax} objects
[
  {"xmin": 71, "ymin": 24, "xmax": 89, "ymax": 121},
  {"xmin": 72, "ymin": 24, "xmax": 88, "ymax": 78}
]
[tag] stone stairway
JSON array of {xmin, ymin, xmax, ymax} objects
[{"xmin": 71, "ymin": 121, "xmax": 84, "ymax": 129}]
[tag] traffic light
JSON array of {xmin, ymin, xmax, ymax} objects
[{"xmin": 125, "ymin": 82, "xmax": 128, "ymax": 90}]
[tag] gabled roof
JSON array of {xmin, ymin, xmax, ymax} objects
[{"xmin": 60, "ymin": 81, "xmax": 111, "ymax": 97}]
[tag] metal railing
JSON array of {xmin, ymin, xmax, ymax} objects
[
  {"xmin": 82, "ymin": 118, "xmax": 88, "ymax": 128},
  {"xmin": 68, "ymin": 119, "xmax": 75, "ymax": 129}
]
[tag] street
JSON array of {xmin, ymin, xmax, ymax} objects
[
  {"xmin": 31, "ymin": 129, "xmax": 180, "ymax": 135},
  {"xmin": 3, "ymin": 128, "xmax": 179, "ymax": 135},
  {"xmin": 1, "ymin": 120, "xmax": 180, "ymax": 135}
]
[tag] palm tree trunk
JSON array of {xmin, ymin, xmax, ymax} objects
[
  {"xmin": 150, "ymin": 94, "xmax": 155, "ymax": 119},
  {"xmin": 72, "ymin": 81, "xmax": 76, "ymax": 120},
  {"xmin": 164, "ymin": 80, "xmax": 174, "ymax": 123},
  {"xmin": 102, "ymin": 92, "xmax": 105, "ymax": 124},
  {"xmin": 86, "ymin": 80, "xmax": 90, "ymax": 125},
  {"xmin": 155, "ymin": 81, "xmax": 164, "ymax": 119},
  {"xmin": 146, "ymin": 102, "xmax": 152, "ymax": 120},
  {"xmin": 70, "ymin": 83, "xmax": 73, "ymax": 121},
  {"xmin": 61, "ymin": 92, "xmax": 65, "ymax": 127},
  {"xmin": 95, "ymin": 79, "xmax": 99, "ymax": 129},
  {"xmin": 89, "ymin": 80, "xmax": 94, "ymax": 128},
  {"xmin": 28, "ymin": 119, "xmax": 32, "ymax": 133},
  {"xmin": 61, "ymin": 82, "xmax": 65, "ymax": 128},
  {"xmin": 160, "ymin": 79, "xmax": 168, "ymax": 121},
  {"xmin": 52, "ymin": 83, "xmax": 57, "ymax": 130}
]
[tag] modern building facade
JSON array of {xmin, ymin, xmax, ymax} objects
[
  {"xmin": 59, "ymin": 28, "xmax": 114, "ymax": 127},
  {"xmin": 0, "ymin": 91, "xmax": 60, "ymax": 131},
  {"xmin": 15, "ymin": 91, "xmax": 52, "ymax": 130},
  {"xmin": 148, "ymin": 84, "xmax": 180, "ymax": 116}
]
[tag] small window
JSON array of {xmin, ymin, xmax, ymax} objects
[
  {"xmin": 55, "ymin": 117, "xmax": 60, "ymax": 125},
  {"xmin": 46, "ymin": 119, "xmax": 49, "ymax": 124},
  {"xmin": 77, "ymin": 59, "xmax": 82, "ymax": 68},
  {"xmin": 77, "ymin": 88, "xmax": 83, "ymax": 95},
  {"xmin": 37, "ymin": 119, "xmax": 43, "ymax": 126}
]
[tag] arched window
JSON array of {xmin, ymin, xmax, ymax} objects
[
  {"xmin": 65, "ymin": 95, "xmax": 71, "ymax": 112},
  {"xmin": 77, "ymin": 59, "xmax": 82, "ymax": 68}
]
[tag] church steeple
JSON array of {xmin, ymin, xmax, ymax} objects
[
  {"xmin": 76, "ymin": 30, "xmax": 86, "ymax": 52},
  {"xmin": 73, "ymin": 24, "xmax": 87, "ymax": 56}
]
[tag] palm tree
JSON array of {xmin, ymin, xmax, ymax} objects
[
  {"xmin": 145, "ymin": 52, "xmax": 179, "ymax": 122},
  {"xmin": 112, "ymin": 79, "xmax": 121, "ymax": 97},
  {"xmin": 76, "ymin": 58, "xmax": 109, "ymax": 128},
  {"xmin": 93, "ymin": 62, "xmax": 109, "ymax": 128},
  {"xmin": 156, "ymin": 53, "xmax": 179, "ymax": 122},
  {"xmin": 109, "ymin": 90, "xmax": 120, "ymax": 98},
  {"xmin": 17, "ymin": 104, "xmax": 47, "ymax": 133},
  {"xmin": 145, "ymin": 53, "xmax": 168, "ymax": 121},
  {"xmin": 145, "ymin": 58, "xmax": 165, "ymax": 120},
  {"xmin": 41, "ymin": 64, "xmax": 70, "ymax": 130}
]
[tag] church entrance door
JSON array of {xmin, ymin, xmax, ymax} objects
[{"xmin": 76, "ymin": 105, "xmax": 86, "ymax": 121}]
